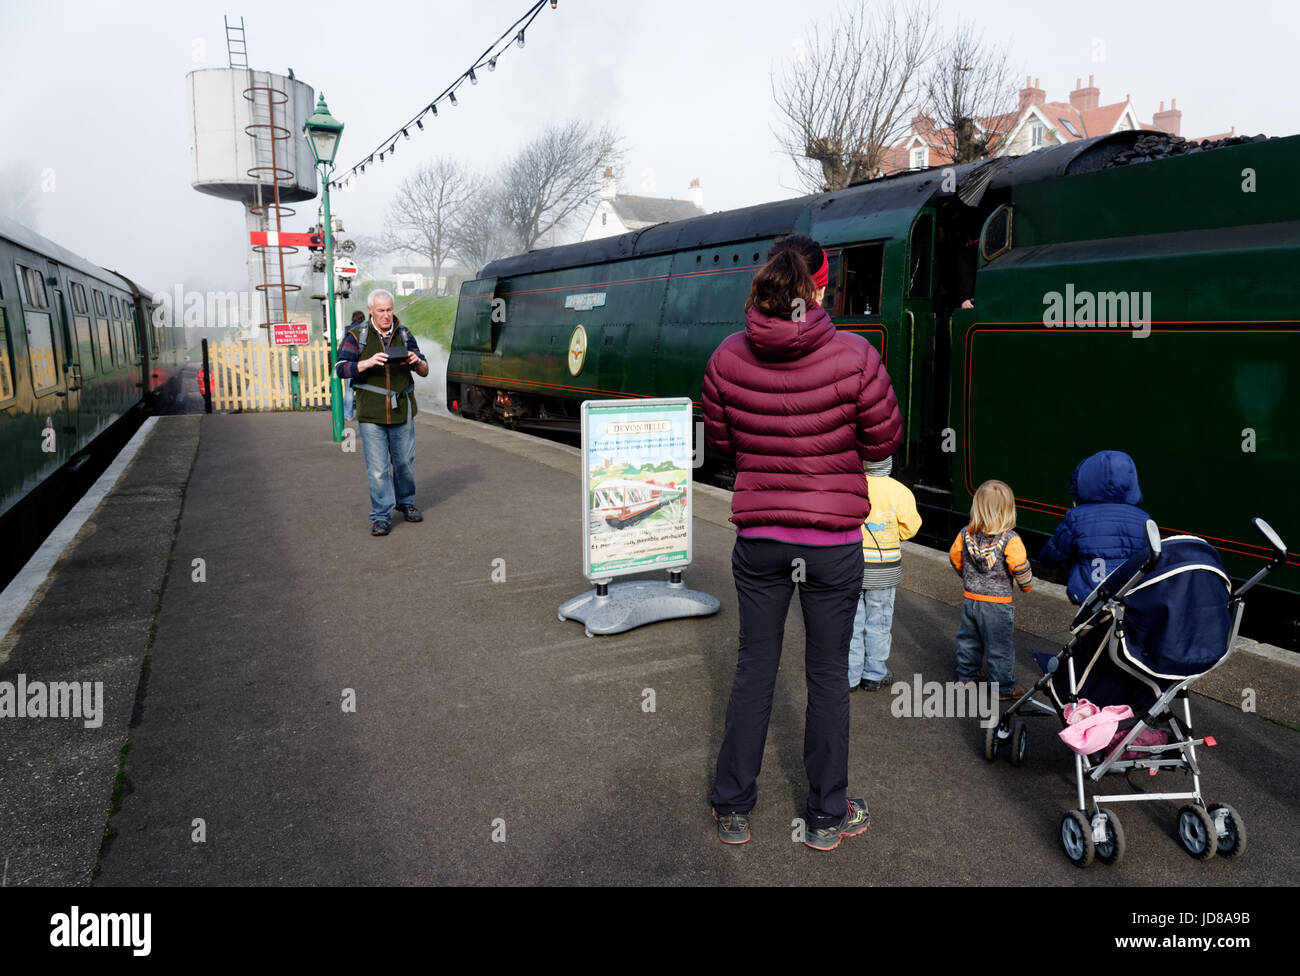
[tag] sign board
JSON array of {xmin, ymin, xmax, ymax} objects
[
  {"xmin": 581, "ymin": 398, "xmax": 693, "ymax": 580},
  {"xmin": 271, "ymin": 322, "xmax": 311, "ymax": 346},
  {"xmin": 335, "ymin": 260, "xmax": 358, "ymax": 278},
  {"xmin": 250, "ymin": 231, "xmax": 316, "ymax": 247},
  {"xmin": 565, "ymin": 292, "xmax": 606, "ymax": 311}
]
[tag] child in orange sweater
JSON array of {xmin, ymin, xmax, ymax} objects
[{"xmin": 949, "ymin": 480, "xmax": 1034, "ymax": 701}]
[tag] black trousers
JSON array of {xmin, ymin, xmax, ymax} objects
[{"xmin": 710, "ymin": 536, "xmax": 862, "ymax": 829}]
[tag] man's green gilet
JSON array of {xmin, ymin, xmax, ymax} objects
[{"xmin": 351, "ymin": 323, "xmax": 418, "ymax": 425}]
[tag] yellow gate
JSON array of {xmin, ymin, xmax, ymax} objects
[{"xmin": 209, "ymin": 340, "xmax": 339, "ymax": 411}]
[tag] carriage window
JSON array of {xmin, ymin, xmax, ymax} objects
[
  {"xmin": 907, "ymin": 214, "xmax": 933, "ymax": 299},
  {"xmin": 980, "ymin": 204, "xmax": 1013, "ymax": 262},
  {"xmin": 0, "ymin": 309, "xmax": 13, "ymax": 400},
  {"xmin": 93, "ymin": 289, "xmax": 113, "ymax": 364},
  {"xmin": 72, "ymin": 282, "xmax": 88, "ymax": 314},
  {"xmin": 17, "ymin": 265, "xmax": 50, "ymax": 309}
]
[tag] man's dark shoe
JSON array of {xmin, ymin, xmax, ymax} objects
[
  {"xmin": 371, "ymin": 520, "xmax": 391, "ymax": 536},
  {"xmin": 999, "ymin": 685, "xmax": 1028, "ymax": 702},
  {"xmin": 712, "ymin": 808, "xmax": 751, "ymax": 845},
  {"xmin": 804, "ymin": 798, "xmax": 870, "ymax": 851},
  {"xmin": 395, "ymin": 504, "xmax": 423, "ymax": 523},
  {"xmin": 859, "ymin": 669, "xmax": 895, "ymax": 692}
]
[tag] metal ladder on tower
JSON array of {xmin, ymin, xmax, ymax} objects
[{"xmin": 225, "ymin": 16, "xmax": 248, "ymax": 69}]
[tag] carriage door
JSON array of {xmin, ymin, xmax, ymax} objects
[
  {"xmin": 50, "ymin": 267, "xmax": 83, "ymax": 438},
  {"xmin": 16, "ymin": 262, "xmax": 72, "ymax": 449},
  {"xmin": 901, "ymin": 209, "xmax": 936, "ymax": 471}
]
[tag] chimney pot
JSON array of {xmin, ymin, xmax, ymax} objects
[
  {"xmin": 1088, "ymin": 74, "xmax": 1094, "ymax": 86},
  {"xmin": 1171, "ymin": 98, "xmax": 1176, "ymax": 109},
  {"xmin": 1159, "ymin": 101, "xmax": 1164, "ymax": 112},
  {"xmin": 1076, "ymin": 77, "xmax": 1081, "ymax": 88}
]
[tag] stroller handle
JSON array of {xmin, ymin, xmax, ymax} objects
[{"xmin": 1232, "ymin": 517, "xmax": 1290, "ymax": 599}]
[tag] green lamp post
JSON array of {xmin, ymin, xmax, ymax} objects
[{"xmin": 303, "ymin": 94, "xmax": 345, "ymax": 441}]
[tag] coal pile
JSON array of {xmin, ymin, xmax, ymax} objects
[{"xmin": 1104, "ymin": 133, "xmax": 1268, "ymax": 168}]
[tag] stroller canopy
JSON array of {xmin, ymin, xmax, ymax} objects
[{"xmin": 1120, "ymin": 537, "xmax": 1232, "ymax": 679}]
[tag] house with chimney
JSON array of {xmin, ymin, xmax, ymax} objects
[
  {"xmin": 877, "ymin": 75, "xmax": 1233, "ymax": 176},
  {"xmin": 582, "ymin": 170, "xmax": 706, "ymax": 241}
]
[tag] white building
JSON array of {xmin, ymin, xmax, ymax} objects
[
  {"xmin": 582, "ymin": 171, "xmax": 706, "ymax": 241},
  {"xmin": 391, "ymin": 265, "xmax": 471, "ymax": 297}
]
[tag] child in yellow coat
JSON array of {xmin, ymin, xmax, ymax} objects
[{"xmin": 850, "ymin": 457, "xmax": 922, "ymax": 691}]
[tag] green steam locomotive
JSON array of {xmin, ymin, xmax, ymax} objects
[{"xmin": 447, "ymin": 130, "xmax": 1299, "ymax": 645}]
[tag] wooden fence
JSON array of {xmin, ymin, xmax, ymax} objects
[{"xmin": 208, "ymin": 340, "xmax": 337, "ymax": 411}]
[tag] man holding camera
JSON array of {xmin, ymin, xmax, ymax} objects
[{"xmin": 334, "ymin": 289, "xmax": 429, "ymax": 536}]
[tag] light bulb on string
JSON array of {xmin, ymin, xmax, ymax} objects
[
  {"xmin": 488, "ymin": 56, "xmax": 497, "ymax": 71},
  {"xmin": 403, "ymin": 128, "xmax": 410, "ymax": 139},
  {"xmin": 469, "ymin": 68, "xmax": 477, "ymax": 85},
  {"xmin": 416, "ymin": 118, "xmax": 424, "ymax": 131},
  {"xmin": 449, "ymin": 91, "xmax": 458, "ymax": 106},
  {"xmin": 516, "ymin": 29, "xmax": 525, "ymax": 48}
]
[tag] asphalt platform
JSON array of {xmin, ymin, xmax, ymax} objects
[{"xmin": 2, "ymin": 408, "xmax": 1298, "ymax": 886}]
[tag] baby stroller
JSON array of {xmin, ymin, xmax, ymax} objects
[{"xmin": 984, "ymin": 517, "xmax": 1289, "ymax": 867}]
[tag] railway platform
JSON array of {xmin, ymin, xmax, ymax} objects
[{"xmin": 2, "ymin": 409, "xmax": 1298, "ymax": 886}]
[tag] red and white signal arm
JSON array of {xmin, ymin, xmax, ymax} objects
[
  {"xmin": 335, "ymin": 260, "xmax": 358, "ymax": 278},
  {"xmin": 272, "ymin": 322, "xmax": 311, "ymax": 346}
]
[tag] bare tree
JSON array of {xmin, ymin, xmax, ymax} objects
[
  {"xmin": 383, "ymin": 157, "xmax": 474, "ymax": 278},
  {"xmin": 773, "ymin": 0, "xmax": 939, "ymax": 191},
  {"xmin": 498, "ymin": 120, "xmax": 625, "ymax": 251},
  {"xmin": 922, "ymin": 21, "xmax": 1019, "ymax": 164},
  {"xmin": 452, "ymin": 178, "xmax": 516, "ymax": 274}
]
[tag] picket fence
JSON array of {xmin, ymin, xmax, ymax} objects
[{"xmin": 207, "ymin": 340, "xmax": 337, "ymax": 411}]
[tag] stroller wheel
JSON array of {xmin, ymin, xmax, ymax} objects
[
  {"xmin": 1207, "ymin": 803, "xmax": 1248, "ymax": 858},
  {"xmin": 1009, "ymin": 721, "xmax": 1028, "ymax": 767},
  {"xmin": 1094, "ymin": 808, "xmax": 1126, "ymax": 866},
  {"xmin": 984, "ymin": 722, "xmax": 1000, "ymax": 762},
  {"xmin": 1176, "ymin": 804, "xmax": 1218, "ymax": 860},
  {"xmin": 1060, "ymin": 810, "xmax": 1095, "ymax": 867}
]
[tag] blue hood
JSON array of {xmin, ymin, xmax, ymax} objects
[{"xmin": 1070, "ymin": 451, "xmax": 1142, "ymax": 505}]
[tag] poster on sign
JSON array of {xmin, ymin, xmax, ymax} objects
[{"xmin": 581, "ymin": 398, "xmax": 693, "ymax": 580}]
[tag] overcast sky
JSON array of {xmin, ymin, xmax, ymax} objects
[{"xmin": 2, "ymin": 0, "xmax": 1297, "ymax": 300}]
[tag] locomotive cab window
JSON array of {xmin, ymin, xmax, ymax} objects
[
  {"xmin": 830, "ymin": 243, "xmax": 885, "ymax": 317},
  {"xmin": 980, "ymin": 205, "xmax": 1013, "ymax": 263}
]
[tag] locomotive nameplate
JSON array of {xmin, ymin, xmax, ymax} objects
[{"xmin": 564, "ymin": 292, "xmax": 606, "ymax": 311}]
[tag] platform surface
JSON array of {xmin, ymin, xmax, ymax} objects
[{"xmin": 2, "ymin": 410, "xmax": 1297, "ymax": 886}]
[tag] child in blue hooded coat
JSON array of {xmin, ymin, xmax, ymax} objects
[{"xmin": 1039, "ymin": 450, "xmax": 1150, "ymax": 604}]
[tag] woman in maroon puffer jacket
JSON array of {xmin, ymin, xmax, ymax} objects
[{"xmin": 705, "ymin": 234, "xmax": 902, "ymax": 851}]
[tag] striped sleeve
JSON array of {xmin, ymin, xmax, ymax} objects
[
  {"xmin": 1006, "ymin": 533, "xmax": 1033, "ymax": 591},
  {"xmin": 335, "ymin": 329, "xmax": 361, "ymax": 379},
  {"xmin": 948, "ymin": 532, "xmax": 964, "ymax": 573}
]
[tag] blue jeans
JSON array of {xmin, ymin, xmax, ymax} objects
[
  {"xmin": 359, "ymin": 416, "xmax": 415, "ymax": 522},
  {"xmin": 342, "ymin": 382, "xmax": 355, "ymax": 421},
  {"xmin": 848, "ymin": 587, "xmax": 896, "ymax": 685},
  {"xmin": 955, "ymin": 598, "xmax": 1016, "ymax": 693}
]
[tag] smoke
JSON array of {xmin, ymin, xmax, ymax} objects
[{"xmin": 409, "ymin": 335, "xmax": 449, "ymax": 415}]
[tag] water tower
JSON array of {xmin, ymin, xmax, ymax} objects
[{"xmin": 185, "ymin": 18, "xmax": 318, "ymax": 338}]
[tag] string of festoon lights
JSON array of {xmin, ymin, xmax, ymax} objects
[{"xmin": 328, "ymin": 0, "xmax": 558, "ymax": 190}]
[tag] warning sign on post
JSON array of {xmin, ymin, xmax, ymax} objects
[{"xmin": 271, "ymin": 323, "xmax": 311, "ymax": 346}]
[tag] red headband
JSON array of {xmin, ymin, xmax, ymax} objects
[{"xmin": 812, "ymin": 250, "xmax": 829, "ymax": 290}]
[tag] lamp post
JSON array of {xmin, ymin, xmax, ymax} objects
[{"xmin": 303, "ymin": 94, "xmax": 345, "ymax": 441}]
